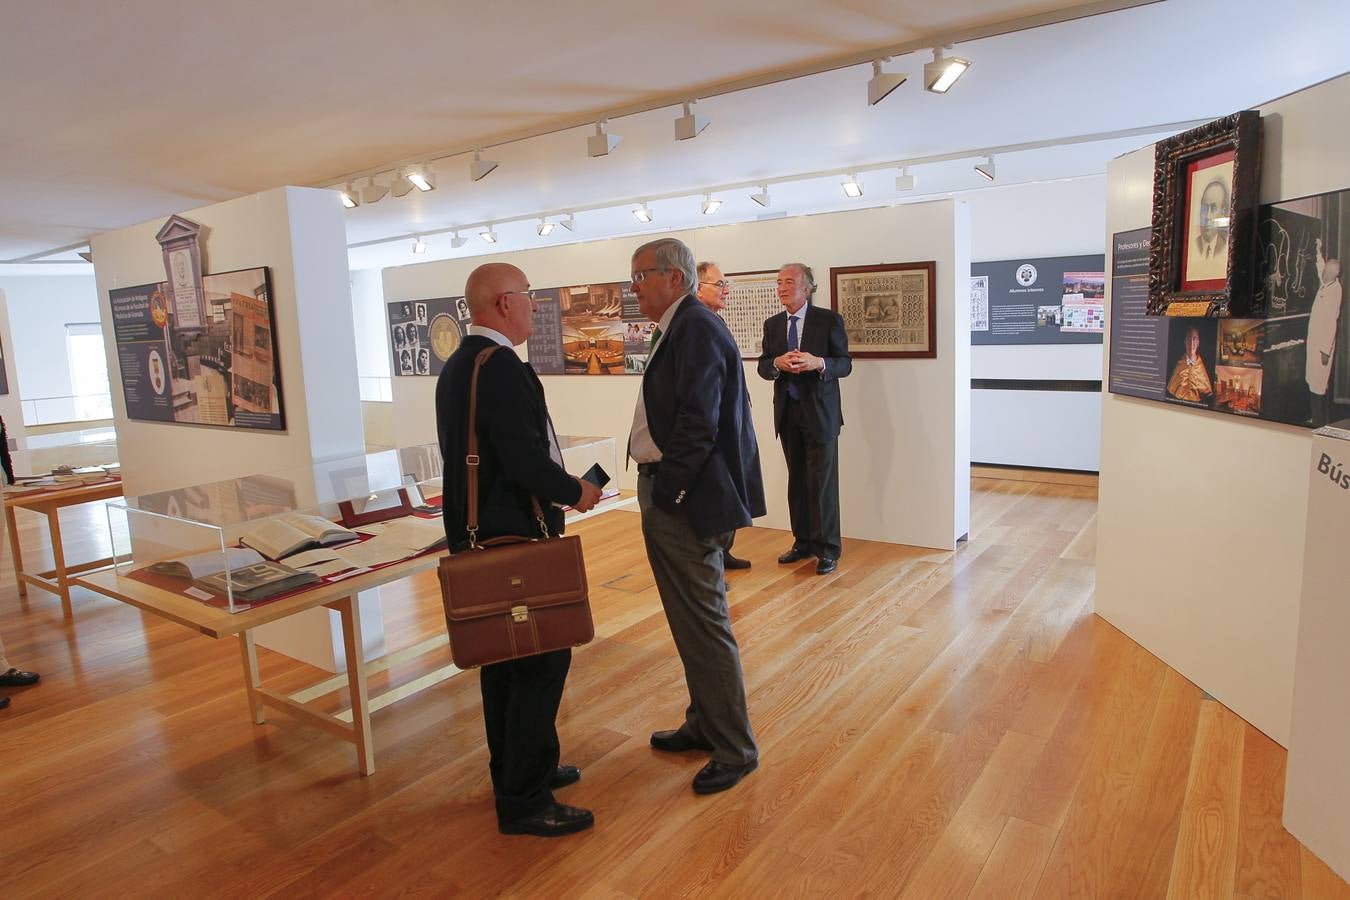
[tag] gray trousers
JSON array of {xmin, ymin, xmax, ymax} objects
[{"xmin": 638, "ymin": 474, "xmax": 758, "ymax": 767}]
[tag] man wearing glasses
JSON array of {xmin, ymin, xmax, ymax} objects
[
  {"xmin": 629, "ymin": 238, "xmax": 765, "ymax": 794},
  {"xmin": 696, "ymin": 260, "xmax": 752, "ymax": 572},
  {"xmin": 436, "ymin": 262, "xmax": 602, "ymax": 837}
]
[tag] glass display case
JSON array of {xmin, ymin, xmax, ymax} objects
[
  {"xmin": 106, "ymin": 443, "xmax": 447, "ymax": 613},
  {"xmin": 559, "ymin": 435, "xmax": 619, "ymax": 509}
]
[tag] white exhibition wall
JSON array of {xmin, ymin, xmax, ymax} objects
[
  {"xmin": 0, "ymin": 274, "xmax": 101, "ymax": 423},
  {"xmin": 0, "ymin": 288, "xmax": 26, "ymax": 451},
  {"xmin": 1096, "ymin": 73, "xmax": 1350, "ymax": 746},
  {"xmin": 383, "ymin": 201, "xmax": 971, "ymax": 551},
  {"xmin": 90, "ymin": 186, "xmax": 366, "ymax": 498}
]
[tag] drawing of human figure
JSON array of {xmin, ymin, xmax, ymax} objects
[{"xmin": 1306, "ymin": 237, "xmax": 1343, "ymax": 427}]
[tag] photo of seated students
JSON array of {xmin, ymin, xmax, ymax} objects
[{"xmin": 1166, "ymin": 319, "xmax": 1218, "ymax": 407}]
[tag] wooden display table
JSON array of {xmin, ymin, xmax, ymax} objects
[{"xmin": 4, "ymin": 478, "xmax": 124, "ymax": 616}]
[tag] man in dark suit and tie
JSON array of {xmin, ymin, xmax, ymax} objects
[
  {"xmin": 437, "ymin": 262, "xmax": 602, "ymax": 837},
  {"xmin": 758, "ymin": 262, "xmax": 852, "ymax": 575},
  {"xmin": 629, "ymin": 237, "xmax": 766, "ymax": 794}
]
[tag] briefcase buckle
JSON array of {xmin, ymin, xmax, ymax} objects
[{"xmin": 511, "ymin": 605, "xmax": 529, "ymax": 624}]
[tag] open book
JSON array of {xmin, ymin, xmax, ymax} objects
[
  {"xmin": 195, "ymin": 561, "xmax": 320, "ymax": 603},
  {"xmin": 239, "ymin": 514, "xmax": 359, "ymax": 561},
  {"xmin": 148, "ymin": 547, "xmax": 266, "ymax": 580}
]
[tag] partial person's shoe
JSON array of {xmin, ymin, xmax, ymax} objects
[
  {"xmin": 650, "ymin": 729, "xmax": 715, "ymax": 753},
  {"xmin": 815, "ymin": 557, "xmax": 838, "ymax": 575},
  {"xmin": 778, "ymin": 548, "xmax": 813, "ymax": 564},
  {"xmin": 0, "ymin": 669, "xmax": 38, "ymax": 687},
  {"xmin": 0, "ymin": 696, "xmax": 9, "ymax": 710},
  {"xmin": 692, "ymin": 759, "xmax": 759, "ymax": 794},
  {"xmin": 498, "ymin": 802, "xmax": 595, "ymax": 837},
  {"xmin": 724, "ymin": 553, "xmax": 752, "ymax": 570},
  {"xmin": 548, "ymin": 764, "xmax": 581, "ymax": 789}
]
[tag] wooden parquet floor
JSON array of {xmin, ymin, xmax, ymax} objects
[{"xmin": 0, "ymin": 479, "xmax": 1346, "ymax": 899}]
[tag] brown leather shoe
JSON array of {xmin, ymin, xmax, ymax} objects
[
  {"xmin": 499, "ymin": 802, "xmax": 594, "ymax": 837},
  {"xmin": 692, "ymin": 759, "xmax": 759, "ymax": 794}
]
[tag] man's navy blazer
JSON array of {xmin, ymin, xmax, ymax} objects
[
  {"xmin": 640, "ymin": 295, "xmax": 766, "ymax": 537},
  {"xmin": 757, "ymin": 303, "xmax": 852, "ymax": 442}
]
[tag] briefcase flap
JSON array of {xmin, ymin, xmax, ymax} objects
[{"xmin": 438, "ymin": 534, "xmax": 587, "ymax": 623}]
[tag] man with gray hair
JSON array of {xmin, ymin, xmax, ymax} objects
[
  {"xmin": 696, "ymin": 260, "xmax": 752, "ymax": 571},
  {"xmin": 629, "ymin": 237, "xmax": 766, "ymax": 794}
]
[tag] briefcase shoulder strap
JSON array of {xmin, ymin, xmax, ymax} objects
[{"xmin": 466, "ymin": 345, "xmax": 549, "ymax": 548}]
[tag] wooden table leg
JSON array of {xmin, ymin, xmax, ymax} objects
[
  {"xmin": 239, "ymin": 630, "xmax": 266, "ymax": 725},
  {"xmin": 338, "ymin": 595, "xmax": 375, "ymax": 776},
  {"xmin": 47, "ymin": 508, "xmax": 72, "ymax": 617},
  {"xmin": 5, "ymin": 504, "xmax": 25, "ymax": 598}
]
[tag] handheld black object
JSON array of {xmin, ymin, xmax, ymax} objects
[{"xmin": 581, "ymin": 463, "xmax": 610, "ymax": 488}]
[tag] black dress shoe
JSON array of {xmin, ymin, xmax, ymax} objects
[
  {"xmin": 548, "ymin": 765, "xmax": 581, "ymax": 789},
  {"xmin": 692, "ymin": 759, "xmax": 759, "ymax": 794},
  {"xmin": 650, "ymin": 729, "xmax": 714, "ymax": 753},
  {"xmin": 0, "ymin": 696, "xmax": 9, "ymax": 710},
  {"xmin": 815, "ymin": 557, "xmax": 837, "ymax": 575},
  {"xmin": 0, "ymin": 669, "xmax": 39, "ymax": 687},
  {"xmin": 723, "ymin": 553, "xmax": 752, "ymax": 570},
  {"xmin": 499, "ymin": 802, "xmax": 594, "ymax": 837},
  {"xmin": 778, "ymin": 548, "xmax": 813, "ymax": 564}
]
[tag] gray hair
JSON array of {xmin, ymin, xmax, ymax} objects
[
  {"xmin": 634, "ymin": 238, "xmax": 696, "ymax": 294},
  {"xmin": 781, "ymin": 262, "xmax": 817, "ymax": 299},
  {"xmin": 696, "ymin": 260, "xmax": 719, "ymax": 277}
]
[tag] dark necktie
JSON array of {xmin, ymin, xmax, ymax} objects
[
  {"xmin": 787, "ymin": 314, "xmax": 802, "ymax": 399},
  {"xmin": 650, "ymin": 326, "xmax": 662, "ymax": 351}
]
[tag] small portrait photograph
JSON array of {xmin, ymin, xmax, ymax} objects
[
  {"xmin": 415, "ymin": 302, "xmax": 428, "ymax": 326},
  {"xmin": 416, "ymin": 347, "xmax": 430, "ymax": 375},
  {"xmin": 1182, "ymin": 152, "xmax": 1235, "ymax": 286},
  {"xmin": 400, "ymin": 302, "xmax": 413, "ymax": 319},
  {"xmin": 1165, "ymin": 318, "xmax": 1218, "ymax": 407},
  {"xmin": 1037, "ymin": 305, "xmax": 1064, "ymax": 327},
  {"xmin": 1214, "ymin": 365, "xmax": 1263, "ymax": 417},
  {"xmin": 404, "ymin": 322, "xmax": 418, "ymax": 347},
  {"xmin": 863, "ymin": 295, "xmax": 883, "ymax": 322},
  {"xmin": 398, "ymin": 348, "xmax": 413, "ymax": 374},
  {"xmin": 392, "ymin": 324, "xmax": 406, "ymax": 349},
  {"xmin": 455, "ymin": 297, "xmax": 470, "ymax": 320}
]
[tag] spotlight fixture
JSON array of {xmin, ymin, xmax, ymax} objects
[
  {"xmin": 750, "ymin": 185, "xmax": 771, "ymax": 207},
  {"xmin": 78, "ymin": 250, "xmax": 93, "ymax": 263},
  {"xmin": 537, "ymin": 218, "xmax": 555, "ymax": 236},
  {"xmin": 391, "ymin": 168, "xmax": 415, "ymax": 198},
  {"xmin": 558, "ymin": 213, "xmax": 575, "ymax": 232},
  {"xmin": 701, "ymin": 194, "xmax": 722, "ymax": 215},
  {"xmin": 674, "ymin": 101, "xmax": 710, "ymax": 141},
  {"xmin": 895, "ymin": 167, "xmax": 918, "ymax": 191},
  {"xmin": 841, "ymin": 173, "xmax": 864, "ymax": 198},
  {"xmin": 362, "ymin": 176, "xmax": 389, "ymax": 204},
  {"xmin": 450, "ymin": 231, "xmax": 468, "ymax": 249},
  {"xmin": 974, "ymin": 156, "xmax": 996, "ymax": 181},
  {"xmin": 411, "ymin": 237, "xmax": 428, "ymax": 254},
  {"xmin": 924, "ymin": 47, "xmax": 971, "ymax": 93},
  {"xmin": 867, "ymin": 59, "xmax": 908, "ymax": 106},
  {"xmin": 340, "ymin": 182, "xmax": 359, "ymax": 209},
  {"xmin": 469, "ymin": 149, "xmax": 498, "ymax": 182},
  {"xmin": 588, "ymin": 121, "xmax": 621, "ymax": 157},
  {"xmin": 405, "ymin": 164, "xmax": 435, "ymax": 192},
  {"xmin": 632, "ymin": 203, "xmax": 653, "ymax": 223},
  {"xmin": 479, "ymin": 227, "xmax": 498, "ymax": 244}
]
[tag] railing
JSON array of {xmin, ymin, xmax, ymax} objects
[
  {"xmin": 359, "ymin": 375, "xmax": 392, "ymax": 403},
  {"xmin": 20, "ymin": 393, "xmax": 114, "ymax": 426}
]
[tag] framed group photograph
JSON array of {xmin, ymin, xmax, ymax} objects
[
  {"xmin": 719, "ymin": 269, "xmax": 780, "ymax": 359},
  {"xmin": 830, "ymin": 261, "xmax": 936, "ymax": 359},
  {"xmin": 1147, "ymin": 109, "xmax": 1262, "ymax": 318}
]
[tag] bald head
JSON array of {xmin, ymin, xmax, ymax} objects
[{"xmin": 463, "ymin": 262, "xmax": 536, "ymax": 346}]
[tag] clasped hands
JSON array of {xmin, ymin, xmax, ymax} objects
[{"xmin": 775, "ymin": 349, "xmax": 823, "ymax": 374}]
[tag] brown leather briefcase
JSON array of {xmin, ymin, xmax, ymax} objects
[{"xmin": 437, "ymin": 346, "xmax": 594, "ymax": 668}]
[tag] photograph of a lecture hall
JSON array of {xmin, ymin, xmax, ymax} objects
[{"xmin": 2, "ymin": 1, "xmax": 1348, "ymax": 896}]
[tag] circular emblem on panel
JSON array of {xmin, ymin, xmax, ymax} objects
[
  {"xmin": 428, "ymin": 313, "xmax": 462, "ymax": 361},
  {"xmin": 147, "ymin": 349, "xmax": 167, "ymax": 395},
  {"xmin": 1016, "ymin": 264, "xmax": 1038, "ymax": 287},
  {"xmin": 149, "ymin": 288, "xmax": 169, "ymax": 328}
]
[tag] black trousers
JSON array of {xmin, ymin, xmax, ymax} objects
[
  {"xmin": 780, "ymin": 399, "xmax": 841, "ymax": 559},
  {"xmin": 479, "ymin": 647, "xmax": 571, "ymax": 823}
]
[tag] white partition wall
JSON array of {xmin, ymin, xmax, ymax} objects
[
  {"xmin": 0, "ymin": 289, "xmax": 25, "ymax": 459},
  {"xmin": 90, "ymin": 186, "xmax": 382, "ymax": 671},
  {"xmin": 1096, "ymin": 74, "xmax": 1350, "ymax": 746},
  {"xmin": 384, "ymin": 201, "xmax": 971, "ymax": 550}
]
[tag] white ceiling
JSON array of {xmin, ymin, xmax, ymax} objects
[{"xmin": 2, "ymin": 0, "xmax": 1347, "ymax": 274}]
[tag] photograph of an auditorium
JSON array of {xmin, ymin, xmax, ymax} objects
[{"xmin": 3, "ymin": 1, "xmax": 1349, "ymax": 896}]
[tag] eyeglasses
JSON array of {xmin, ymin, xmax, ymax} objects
[
  {"xmin": 699, "ymin": 280, "xmax": 730, "ymax": 290},
  {"xmin": 631, "ymin": 267, "xmax": 670, "ymax": 284},
  {"xmin": 501, "ymin": 290, "xmax": 536, "ymax": 301}
]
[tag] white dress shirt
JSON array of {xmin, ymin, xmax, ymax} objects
[{"xmin": 628, "ymin": 299, "xmax": 684, "ymax": 464}]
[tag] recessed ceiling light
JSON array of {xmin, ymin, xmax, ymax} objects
[
  {"xmin": 480, "ymin": 227, "xmax": 498, "ymax": 244},
  {"xmin": 841, "ymin": 174, "xmax": 864, "ymax": 198},
  {"xmin": 924, "ymin": 47, "xmax": 971, "ymax": 93},
  {"xmin": 537, "ymin": 219, "xmax": 555, "ymax": 236},
  {"xmin": 701, "ymin": 194, "xmax": 722, "ymax": 215},
  {"xmin": 406, "ymin": 164, "xmax": 435, "ymax": 192}
]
